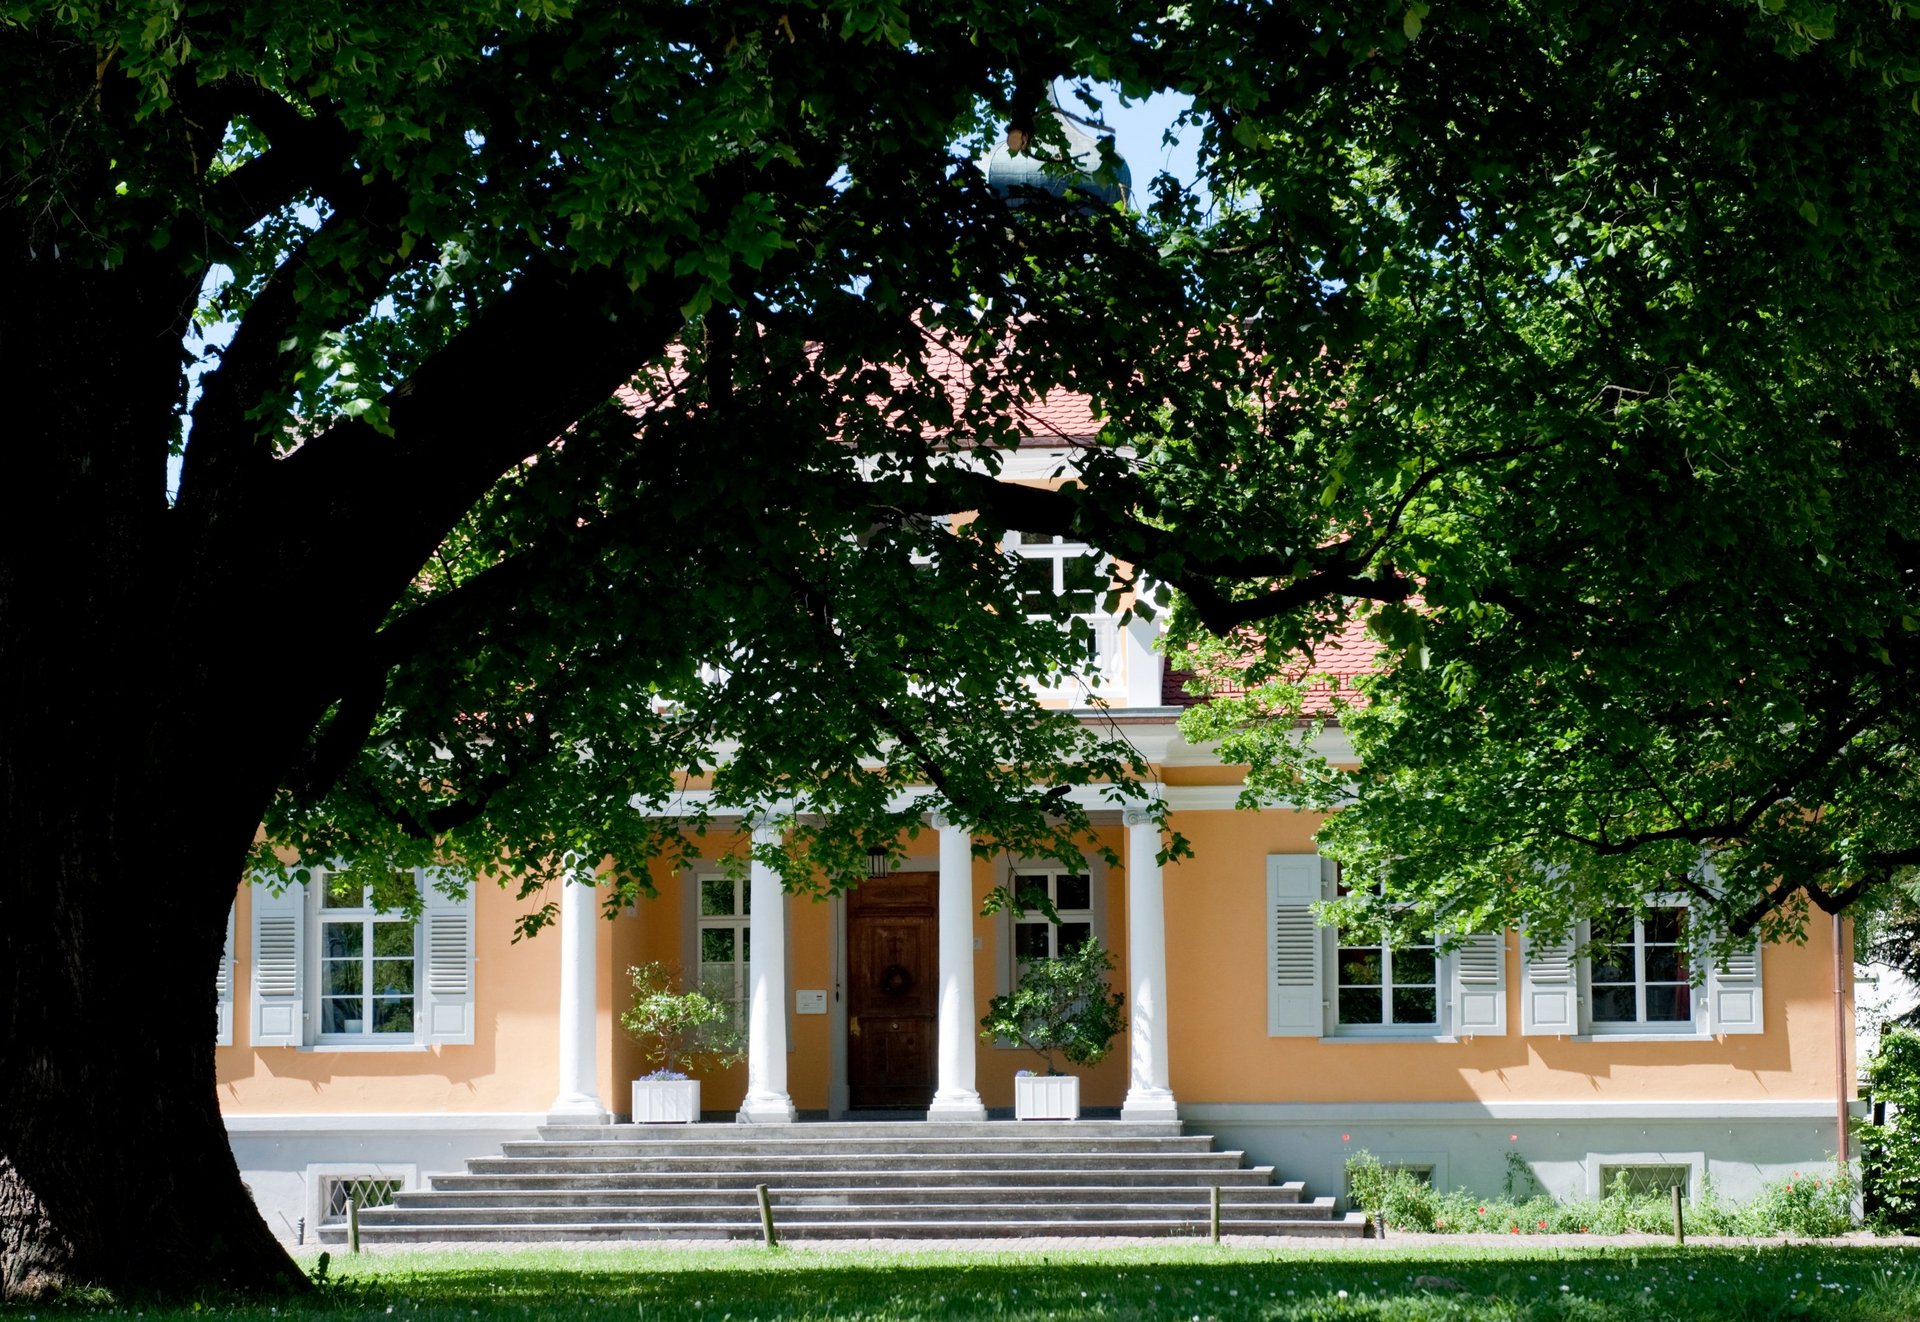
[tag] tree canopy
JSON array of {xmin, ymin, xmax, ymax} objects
[
  {"xmin": 1166, "ymin": 1, "xmax": 1920, "ymax": 955},
  {"xmin": 5, "ymin": 0, "xmax": 1920, "ymax": 1298}
]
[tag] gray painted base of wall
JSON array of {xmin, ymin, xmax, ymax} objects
[
  {"xmin": 226, "ymin": 1100, "xmax": 1862, "ymax": 1240},
  {"xmin": 1179, "ymin": 1102, "xmax": 1862, "ymax": 1205},
  {"xmin": 226, "ymin": 1115, "xmax": 543, "ymax": 1243}
]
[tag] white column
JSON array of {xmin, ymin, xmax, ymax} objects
[
  {"xmin": 928, "ymin": 815, "xmax": 988, "ymax": 1121},
  {"xmin": 1121, "ymin": 806, "xmax": 1178, "ymax": 1122},
  {"xmin": 548, "ymin": 871, "xmax": 610, "ymax": 1123},
  {"xmin": 738, "ymin": 820, "xmax": 797, "ymax": 1123}
]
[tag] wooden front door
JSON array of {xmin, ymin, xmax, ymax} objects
[{"xmin": 846, "ymin": 871, "xmax": 937, "ymax": 1109}]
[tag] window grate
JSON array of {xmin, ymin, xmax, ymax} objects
[
  {"xmin": 1598, "ymin": 1163, "xmax": 1691, "ymax": 1199},
  {"xmin": 321, "ymin": 1176, "xmax": 402, "ymax": 1224}
]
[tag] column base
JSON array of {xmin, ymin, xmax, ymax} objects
[
  {"xmin": 926, "ymin": 1091, "xmax": 989, "ymax": 1122},
  {"xmin": 546, "ymin": 1094, "xmax": 612, "ymax": 1126},
  {"xmin": 1120, "ymin": 1088, "xmax": 1180, "ymax": 1123},
  {"xmin": 736, "ymin": 1092, "xmax": 798, "ymax": 1124}
]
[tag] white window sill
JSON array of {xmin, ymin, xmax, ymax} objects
[
  {"xmin": 1568, "ymin": 1031, "xmax": 1706, "ymax": 1043},
  {"xmin": 299, "ymin": 1041, "xmax": 432, "ymax": 1053},
  {"xmin": 1321, "ymin": 1033, "xmax": 1459, "ymax": 1045}
]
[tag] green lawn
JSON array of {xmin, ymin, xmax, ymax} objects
[{"xmin": 13, "ymin": 1244, "xmax": 1920, "ymax": 1321}]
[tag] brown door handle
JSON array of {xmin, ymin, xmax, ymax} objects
[{"xmin": 849, "ymin": 1015, "xmax": 860, "ymax": 1038}]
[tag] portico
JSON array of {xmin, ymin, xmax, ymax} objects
[{"xmin": 557, "ymin": 788, "xmax": 1178, "ymax": 1123}]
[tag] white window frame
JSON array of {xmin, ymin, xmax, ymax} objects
[
  {"xmin": 1005, "ymin": 531, "xmax": 1122, "ymax": 696},
  {"xmin": 282, "ymin": 865, "xmax": 472, "ymax": 1051},
  {"xmin": 312, "ymin": 870, "xmax": 423, "ymax": 1046},
  {"xmin": 693, "ymin": 870, "xmax": 752, "ymax": 1013},
  {"xmin": 1331, "ymin": 926, "xmax": 1445, "ymax": 1038},
  {"xmin": 1009, "ymin": 868, "xmax": 1097, "ymax": 973},
  {"xmin": 1580, "ymin": 902, "xmax": 1700, "ymax": 1037},
  {"xmin": 1267, "ymin": 854, "xmax": 1502, "ymax": 1041},
  {"xmin": 994, "ymin": 856, "xmax": 1108, "ymax": 1004}
]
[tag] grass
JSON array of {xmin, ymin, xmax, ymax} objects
[{"xmin": 10, "ymin": 1243, "xmax": 1920, "ymax": 1321}]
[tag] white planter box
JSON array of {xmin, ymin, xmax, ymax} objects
[
  {"xmin": 1014, "ymin": 1073, "xmax": 1080, "ymax": 1120},
  {"xmin": 630, "ymin": 1078, "xmax": 701, "ymax": 1124}
]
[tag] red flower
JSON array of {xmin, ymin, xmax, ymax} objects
[
  {"xmin": 1342, "ymin": 1134, "xmax": 1351, "ymax": 1142},
  {"xmin": 1478, "ymin": 1205, "xmax": 1487, "ymax": 1215},
  {"xmin": 1537, "ymin": 1220, "xmax": 1547, "ymax": 1230},
  {"xmin": 1509, "ymin": 1226, "xmax": 1519, "ymax": 1234}
]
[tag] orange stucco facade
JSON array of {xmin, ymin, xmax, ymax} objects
[{"xmin": 216, "ymin": 785, "xmax": 1853, "ymax": 1120}]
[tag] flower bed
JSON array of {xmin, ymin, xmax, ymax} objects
[{"xmin": 1346, "ymin": 1149, "xmax": 1858, "ymax": 1237}]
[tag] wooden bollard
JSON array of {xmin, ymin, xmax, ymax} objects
[
  {"xmin": 1209, "ymin": 1185, "xmax": 1221, "ymax": 1243},
  {"xmin": 347, "ymin": 1194, "xmax": 362, "ymax": 1255},
  {"xmin": 1671, "ymin": 1184, "xmax": 1685, "ymax": 1246},
  {"xmin": 757, "ymin": 1183, "xmax": 778, "ymax": 1248}
]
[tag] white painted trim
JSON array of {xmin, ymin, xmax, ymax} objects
[
  {"xmin": 225, "ymin": 1113, "xmax": 548, "ymax": 1134},
  {"xmin": 1160, "ymin": 785, "xmax": 1296, "ymax": 812},
  {"xmin": 639, "ymin": 785, "xmax": 1165, "ymax": 820},
  {"xmin": 1180, "ymin": 1100, "xmax": 1863, "ymax": 1122}
]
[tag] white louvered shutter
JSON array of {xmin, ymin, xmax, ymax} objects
[
  {"xmin": 215, "ymin": 903, "xmax": 235, "ymax": 1046},
  {"xmin": 419, "ymin": 869, "xmax": 475, "ymax": 1045},
  {"xmin": 1266, "ymin": 854, "xmax": 1326, "ymax": 1037},
  {"xmin": 249, "ymin": 877, "xmax": 306, "ymax": 1046},
  {"xmin": 1451, "ymin": 932, "xmax": 1508, "ymax": 1036},
  {"xmin": 1706, "ymin": 938, "xmax": 1764, "ymax": 1035},
  {"xmin": 1519, "ymin": 930, "xmax": 1579, "ymax": 1035}
]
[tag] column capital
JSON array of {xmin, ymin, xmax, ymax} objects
[{"xmin": 1123, "ymin": 806, "xmax": 1161, "ymax": 829}]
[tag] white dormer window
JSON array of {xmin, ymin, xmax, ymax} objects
[{"xmin": 1006, "ymin": 532, "xmax": 1120, "ymax": 693}]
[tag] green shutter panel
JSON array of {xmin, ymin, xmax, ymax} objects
[{"xmin": 1266, "ymin": 854, "xmax": 1324, "ymax": 1037}]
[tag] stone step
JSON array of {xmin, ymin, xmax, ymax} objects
[
  {"xmin": 394, "ymin": 1181, "xmax": 1311, "ymax": 1210},
  {"xmin": 464, "ymin": 1151, "xmax": 1252, "ymax": 1176},
  {"xmin": 322, "ymin": 1213, "xmax": 1371, "ymax": 1244},
  {"xmin": 503, "ymin": 1136, "xmax": 1218, "ymax": 1159},
  {"xmin": 359, "ymin": 1196, "xmax": 1338, "ymax": 1227},
  {"xmin": 537, "ymin": 1121, "xmax": 1187, "ymax": 1141},
  {"xmin": 430, "ymin": 1166, "xmax": 1280, "ymax": 1193}
]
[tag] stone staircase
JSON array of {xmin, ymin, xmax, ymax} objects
[{"xmin": 321, "ymin": 1120, "xmax": 1369, "ymax": 1243}]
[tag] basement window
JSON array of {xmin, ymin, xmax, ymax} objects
[
  {"xmin": 1597, "ymin": 1163, "xmax": 1692, "ymax": 1199},
  {"xmin": 320, "ymin": 1175, "xmax": 403, "ymax": 1225}
]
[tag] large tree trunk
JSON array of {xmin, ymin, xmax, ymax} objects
[
  {"xmin": 0, "ymin": 263, "xmax": 315, "ymax": 1298},
  {"xmin": 0, "ymin": 712, "xmax": 309, "ymax": 1299}
]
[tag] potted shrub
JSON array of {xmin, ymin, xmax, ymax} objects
[
  {"xmin": 980, "ymin": 938, "xmax": 1126, "ymax": 1120},
  {"xmin": 620, "ymin": 962, "xmax": 744, "ymax": 1123}
]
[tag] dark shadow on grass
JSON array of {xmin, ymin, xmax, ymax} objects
[{"xmin": 24, "ymin": 1245, "xmax": 1920, "ymax": 1321}]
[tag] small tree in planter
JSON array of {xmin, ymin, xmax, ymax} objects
[
  {"xmin": 980, "ymin": 938, "xmax": 1125, "ymax": 1119},
  {"xmin": 620, "ymin": 962, "xmax": 744, "ymax": 1123}
]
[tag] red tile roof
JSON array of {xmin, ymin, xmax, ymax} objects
[
  {"xmin": 1161, "ymin": 614, "xmax": 1378, "ymax": 714},
  {"xmin": 887, "ymin": 339, "xmax": 1103, "ymax": 445}
]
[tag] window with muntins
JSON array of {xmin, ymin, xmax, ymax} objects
[
  {"xmin": 1333, "ymin": 872, "xmax": 1440, "ymax": 1033},
  {"xmin": 1005, "ymin": 532, "xmax": 1118, "ymax": 689},
  {"xmin": 1588, "ymin": 905, "xmax": 1693, "ymax": 1031},
  {"xmin": 317, "ymin": 872, "xmax": 418, "ymax": 1040},
  {"xmin": 1336, "ymin": 931, "xmax": 1440, "ymax": 1030},
  {"xmin": 697, "ymin": 874, "xmax": 751, "ymax": 1010},
  {"xmin": 1012, "ymin": 870, "xmax": 1092, "ymax": 972}
]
